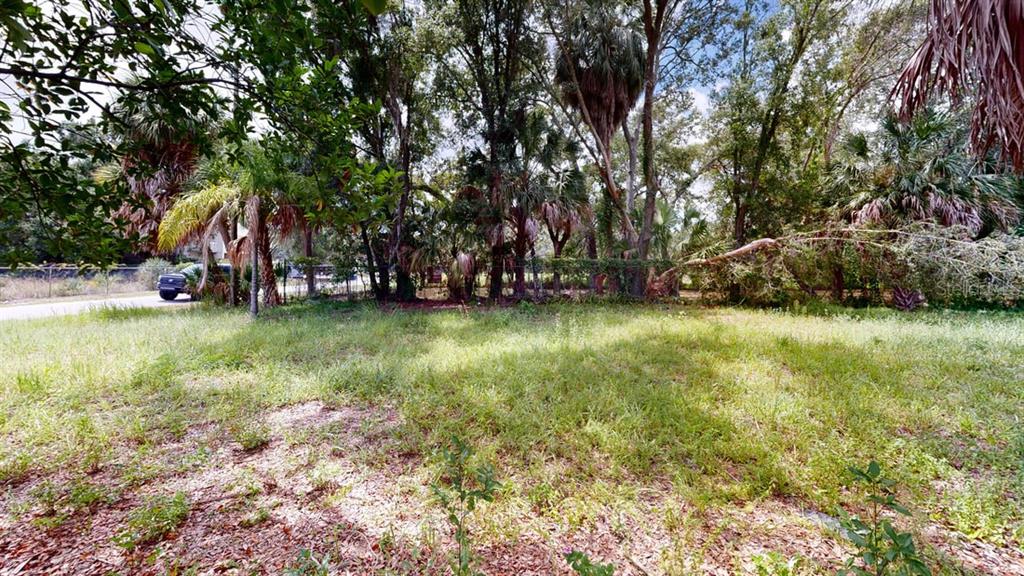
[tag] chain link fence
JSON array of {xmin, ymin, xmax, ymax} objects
[
  {"xmin": 0, "ymin": 265, "xmax": 171, "ymax": 302},
  {"xmin": 1, "ymin": 258, "xmax": 682, "ymax": 304},
  {"xmin": 411, "ymin": 258, "xmax": 680, "ymax": 301}
]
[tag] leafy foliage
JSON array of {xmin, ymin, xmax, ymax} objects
[
  {"xmin": 831, "ymin": 111, "xmax": 1020, "ymax": 237},
  {"xmin": 751, "ymin": 551, "xmax": 805, "ymax": 576},
  {"xmin": 565, "ymin": 550, "xmax": 615, "ymax": 576},
  {"xmin": 838, "ymin": 462, "xmax": 931, "ymax": 576},
  {"xmin": 283, "ymin": 549, "xmax": 332, "ymax": 576},
  {"xmin": 431, "ymin": 436, "xmax": 501, "ymax": 576}
]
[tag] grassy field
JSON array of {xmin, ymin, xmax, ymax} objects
[{"xmin": 1, "ymin": 301, "xmax": 1022, "ymax": 574}]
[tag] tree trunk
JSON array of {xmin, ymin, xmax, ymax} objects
[
  {"xmin": 831, "ymin": 264, "xmax": 845, "ymax": 303},
  {"xmin": 488, "ymin": 243, "xmax": 504, "ymax": 300},
  {"xmin": 638, "ymin": 34, "xmax": 659, "ymax": 237},
  {"xmin": 733, "ymin": 196, "xmax": 747, "ymax": 248},
  {"xmin": 530, "ymin": 245, "xmax": 540, "ymax": 298},
  {"xmin": 249, "ymin": 230, "xmax": 259, "ymax": 318},
  {"xmin": 387, "ymin": 110, "xmax": 415, "ymax": 302},
  {"xmin": 597, "ymin": 164, "xmax": 638, "ymax": 251},
  {"xmin": 552, "ymin": 239, "xmax": 565, "ymax": 294},
  {"xmin": 376, "ymin": 244, "xmax": 390, "ymax": 302},
  {"xmin": 359, "ymin": 223, "xmax": 380, "ymax": 298},
  {"xmin": 585, "ymin": 216, "xmax": 598, "ymax": 292},
  {"xmin": 396, "ymin": 266, "xmax": 416, "ymax": 301},
  {"xmin": 624, "ymin": 121, "xmax": 639, "ymax": 213},
  {"xmin": 230, "ymin": 216, "xmax": 239, "ymax": 306},
  {"xmin": 512, "ymin": 214, "xmax": 528, "ymax": 299},
  {"xmin": 465, "ymin": 263, "xmax": 476, "ymax": 301},
  {"xmin": 487, "ymin": 164, "xmax": 504, "ymax": 300},
  {"xmin": 304, "ymin": 226, "xmax": 315, "ymax": 296},
  {"xmin": 730, "ymin": 196, "xmax": 749, "ymax": 302},
  {"xmin": 257, "ymin": 217, "xmax": 280, "ymax": 306},
  {"xmin": 636, "ymin": 22, "xmax": 661, "ymax": 297},
  {"xmin": 513, "ymin": 245, "xmax": 527, "ymax": 299}
]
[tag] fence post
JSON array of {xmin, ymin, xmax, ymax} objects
[
  {"xmin": 47, "ymin": 265, "xmax": 52, "ymax": 298},
  {"xmin": 282, "ymin": 259, "xmax": 287, "ymax": 305}
]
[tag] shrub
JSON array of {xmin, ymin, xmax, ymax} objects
[
  {"xmin": 228, "ymin": 419, "xmax": 271, "ymax": 451},
  {"xmin": 565, "ymin": 550, "xmax": 614, "ymax": 576},
  {"xmin": 29, "ymin": 477, "xmax": 115, "ymax": 528},
  {"xmin": 838, "ymin": 461, "xmax": 931, "ymax": 576},
  {"xmin": 284, "ymin": 549, "xmax": 331, "ymax": 576},
  {"xmin": 137, "ymin": 258, "xmax": 174, "ymax": 286},
  {"xmin": 431, "ymin": 436, "xmax": 501, "ymax": 576},
  {"xmin": 751, "ymin": 551, "xmax": 804, "ymax": 576}
]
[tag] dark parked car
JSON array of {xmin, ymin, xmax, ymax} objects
[{"xmin": 157, "ymin": 264, "xmax": 230, "ymax": 301}]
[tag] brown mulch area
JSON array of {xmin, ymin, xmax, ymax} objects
[{"xmin": 1, "ymin": 401, "xmax": 1022, "ymax": 575}]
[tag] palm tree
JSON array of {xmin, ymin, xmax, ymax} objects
[
  {"xmin": 96, "ymin": 97, "xmax": 215, "ymax": 252},
  {"xmin": 830, "ymin": 110, "xmax": 1021, "ymax": 237},
  {"xmin": 553, "ymin": 0, "xmax": 645, "ymax": 252},
  {"xmin": 894, "ymin": 0, "xmax": 1024, "ymax": 168},
  {"xmin": 507, "ymin": 111, "xmax": 553, "ymax": 298},
  {"xmin": 158, "ymin": 146, "xmax": 287, "ymax": 311},
  {"xmin": 156, "ymin": 179, "xmax": 240, "ymax": 294},
  {"xmin": 537, "ymin": 136, "xmax": 588, "ymax": 294}
]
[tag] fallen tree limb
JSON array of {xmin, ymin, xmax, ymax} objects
[
  {"xmin": 678, "ymin": 226, "xmax": 981, "ymax": 270},
  {"xmin": 647, "ymin": 225, "xmax": 1010, "ymax": 300},
  {"xmin": 682, "ymin": 237, "xmax": 781, "ymax": 267},
  {"xmin": 641, "ymin": 237, "xmax": 784, "ymax": 299}
]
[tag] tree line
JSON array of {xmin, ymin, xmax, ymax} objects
[{"xmin": 0, "ymin": 0, "xmax": 1021, "ymax": 307}]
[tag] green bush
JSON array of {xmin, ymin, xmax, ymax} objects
[
  {"xmin": 137, "ymin": 258, "xmax": 174, "ymax": 286},
  {"xmin": 751, "ymin": 551, "xmax": 804, "ymax": 576},
  {"xmin": 565, "ymin": 551, "xmax": 614, "ymax": 576}
]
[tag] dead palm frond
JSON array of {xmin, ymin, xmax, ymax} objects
[
  {"xmin": 894, "ymin": 0, "xmax": 1024, "ymax": 168},
  {"xmin": 554, "ymin": 3, "xmax": 645, "ymax": 148},
  {"xmin": 830, "ymin": 110, "xmax": 1021, "ymax": 236},
  {"xmin": 104, "ymin": 96, "xmax": 217, "ymax": 248}
]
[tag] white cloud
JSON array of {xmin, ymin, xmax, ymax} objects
[{"xmin": 687, "ymin": 87, "xmax": 711, "ymax": 115}]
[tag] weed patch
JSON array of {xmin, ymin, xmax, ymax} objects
[{"xmin": 113, "ymin": 492, "xmax": 189, "ymax": 550}]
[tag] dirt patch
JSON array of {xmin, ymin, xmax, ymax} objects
[
  {"xmin": 1, "ymin": 401, "xmax": 1022, "ymax": 575},
  {"xmin": 0, "ymin": 401, "xmax": 438, "ymax": 575}
]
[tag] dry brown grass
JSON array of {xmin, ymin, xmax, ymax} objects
[{"xmin": 0, "ymin": 275, "xmax": 149, "ymax": 303}]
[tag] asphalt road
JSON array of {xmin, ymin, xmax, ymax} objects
[{"xmin": 0, "ymin": 292, "xmax": 194, "ymax": 321}]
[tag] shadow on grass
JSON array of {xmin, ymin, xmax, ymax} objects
[{"xmin": 114, "ymin": 301, "xmax": 989, "ymax": 509}]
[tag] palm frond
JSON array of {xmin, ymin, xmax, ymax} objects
[
  {"xmin": 894, "ymin": 0, "xmax": 1024, "ymax": 168},
  {"xmin": 92, "ymin": 163, "xmax": 123, "ymax": 185},
  {"xmin": 832, "ymin": 109, "xmax": 1022, "ymax": 236},
  {"xmin": 157, "ymin": 181, "xmax": 241, "ymax": 252},
  {"xmin": 196, "ymin": 204, "xmax": 231, "ymax": 292}
]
